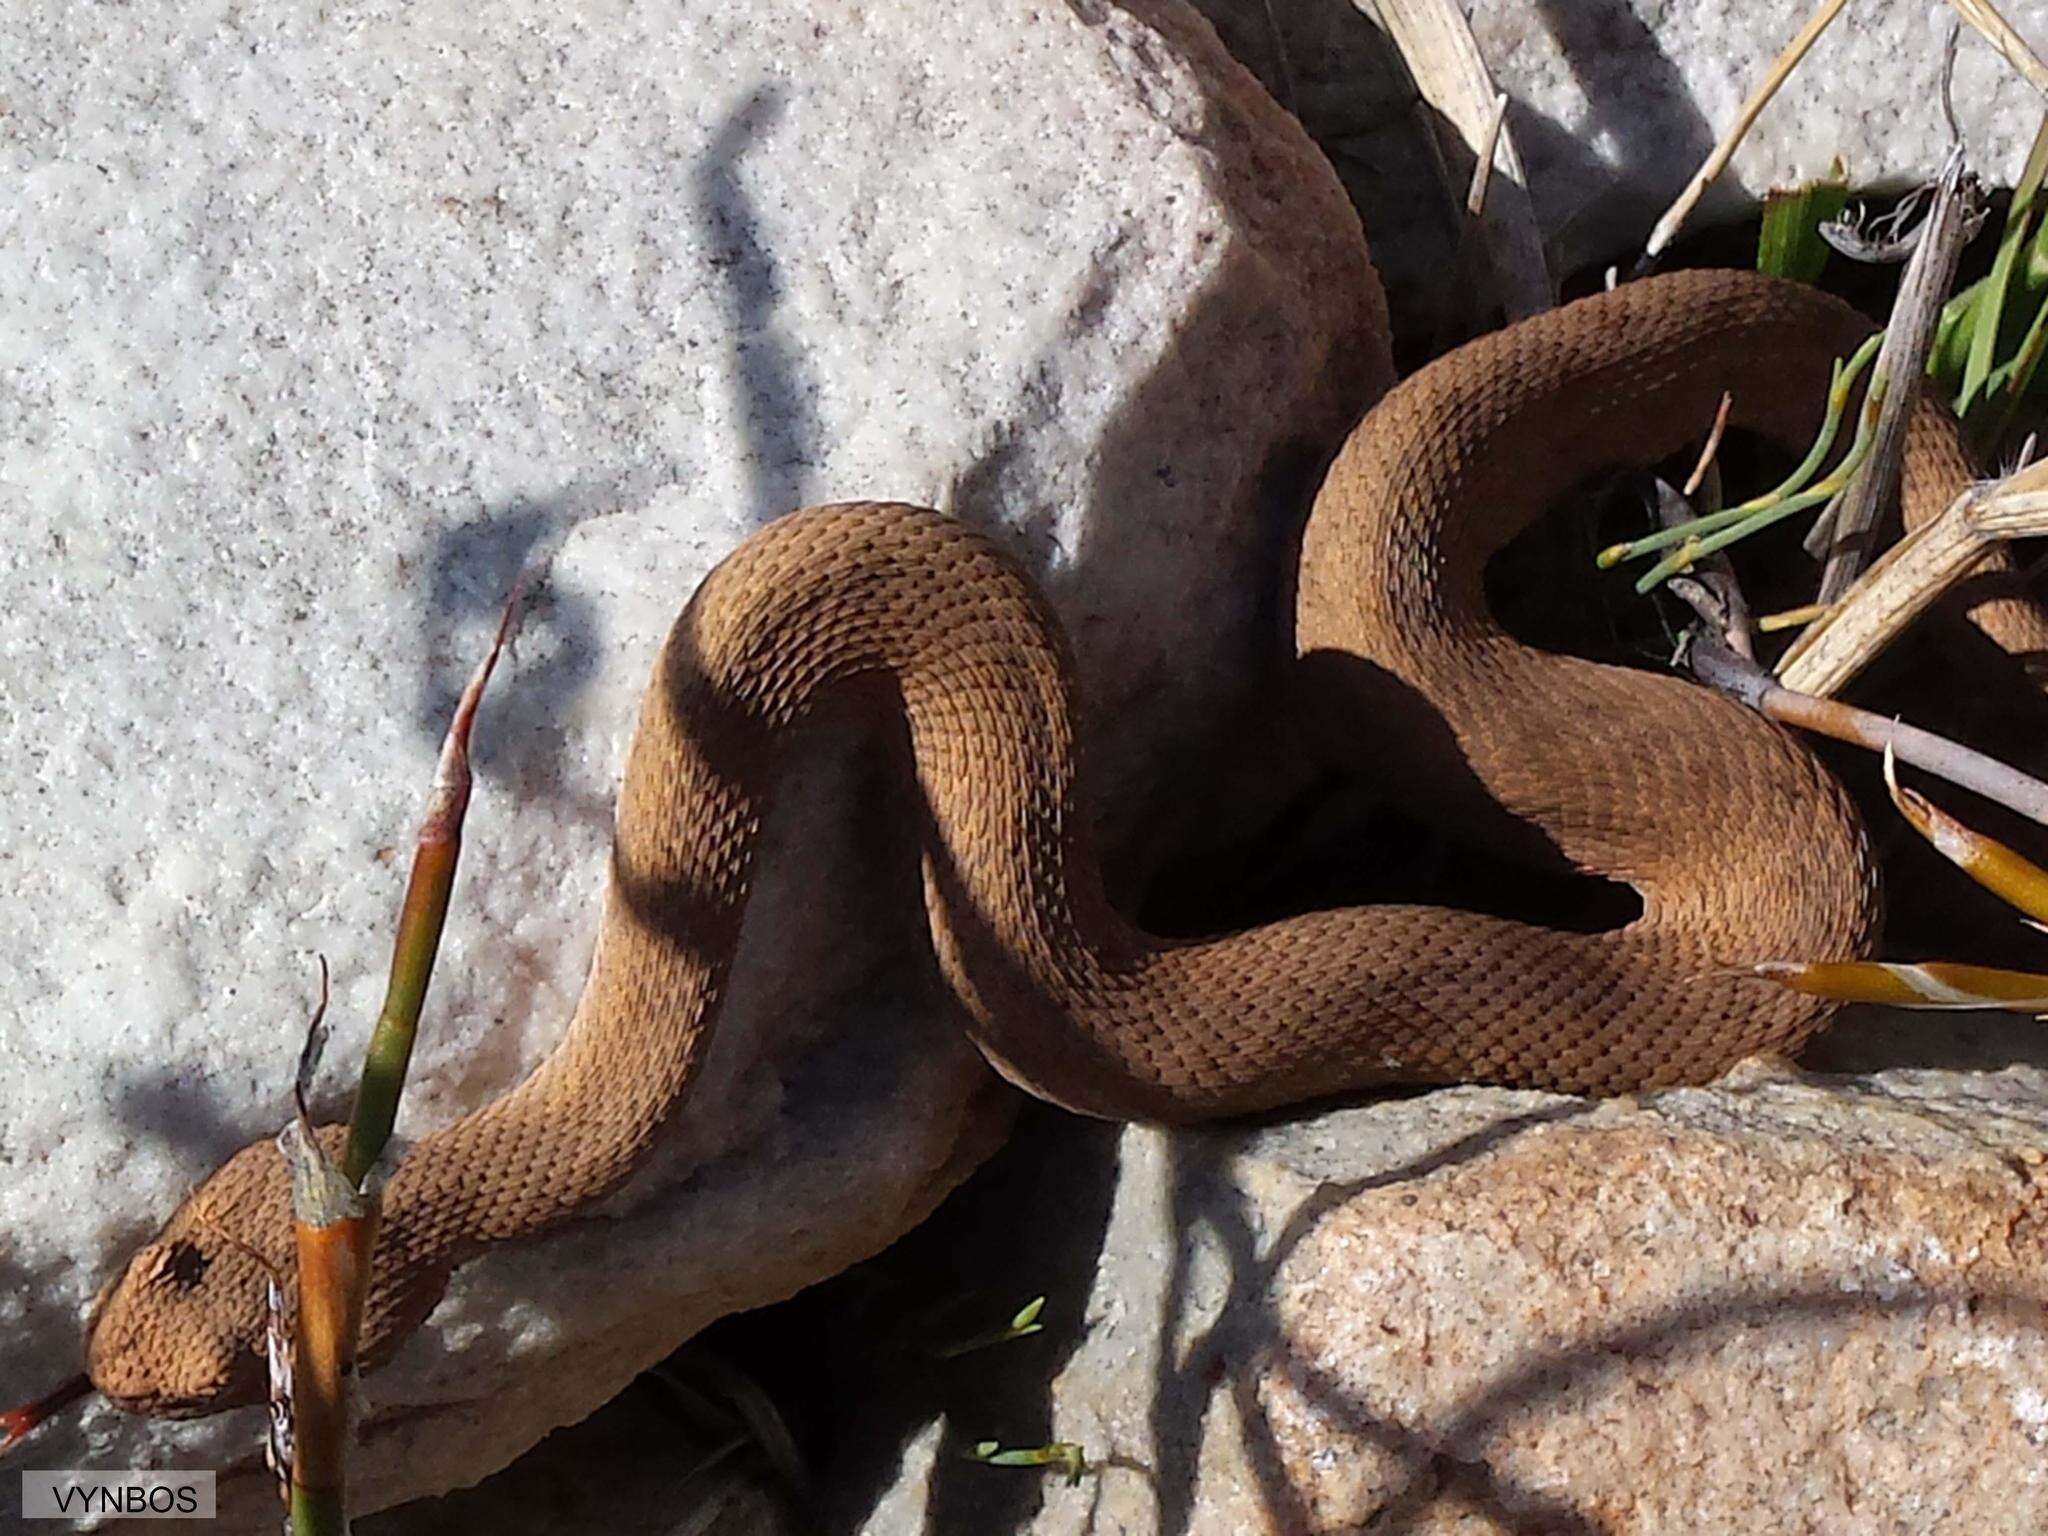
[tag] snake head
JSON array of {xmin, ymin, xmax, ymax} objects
[{"xmin": 85, "ymin": 1139, "xmax": 288, "ymax": 1418}]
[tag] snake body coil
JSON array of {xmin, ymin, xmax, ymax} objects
[{"xmin": 85, "ymin": 271, "xmax": 2036, "ymax": 1416}]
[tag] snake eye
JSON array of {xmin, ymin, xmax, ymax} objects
[{"xmin": 149, "ymin": 1240, "xmax": 210, "ymax": 1291}]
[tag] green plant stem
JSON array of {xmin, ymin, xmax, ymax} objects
[
  {"xmin": 1598, "ymin": 334, "xmax": 1878, "ymax": 573},
  {"xmin": 341, "ymin": 592, "xmax": 519, "ymax": 1187},
  {"xmin": 969, "ymin": 1440, "xmax": 1088, "ymax": 1486},
  {"xmin": 1757, "ymin": 163, "xmax": 1850, "ymax": 283},
  {"xmin": 1634, "ymin": 478, "xmax": 1845, "ymax": 593},
  {"xmin": 289, "ymin": 1485, "xmax": 349, "ymax": 1536},
  {"xmin": 283, "ymin": 595, "xmax": 518, "ymax": 1536},
  {"xmin": 343, "ymin": 837, "xmax": 458, "ymax": 1188},
  {"xmin": 1983, "ymin": 253, "xmax": 2048, "ymax": 446},
  {"xmin": 936, "ymin": 1296, "xmax": 1048, "ymax": 1359},
  {"xmin": 1634, "ymin": 400, "xmax": 1876, "ymax": 594}
]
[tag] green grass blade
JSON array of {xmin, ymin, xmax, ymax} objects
[
  {"xmin": 1984, "ymin": 285, "xmax": 2048, "ymax": 446},
  {"xmin": 1958, "ymin": 113, "xmax": 2048, "ymax": 419},
  {"xmin": 1757, "ymin": 162, "xmax": 1849, "ymax": 282}
]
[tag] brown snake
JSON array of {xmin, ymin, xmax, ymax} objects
[{"xmin": 83, "ymin": 270, "xmax": 2044, "ymax": 1417}]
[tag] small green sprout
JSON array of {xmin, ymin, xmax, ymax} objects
[
  {"xmin": 968, "ymin": 1439, "xmax": 1088, "ymax": 1487},
  {"xmin": 934, "ymin": 1295, "xmax": 1048, "ymax": 1360}
]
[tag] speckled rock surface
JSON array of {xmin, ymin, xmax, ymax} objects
[
  {"xmin": 0, "ymin": 0, "xmax": 1385, "ymax": 1525},
  {"xmin": 1463, "ymin": 0, "xmax": 2044, "ymax": 272},
  {"xmin": 1193, "ymin": 0, "xmax": 2047, "ymax": 339},
  {"xmin": 857, "ymin": 1059, "xmax": 2048, "ymax": 1533}
]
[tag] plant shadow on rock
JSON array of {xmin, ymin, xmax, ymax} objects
[
  {"xmin": 107, "ymin": 1065, "xmax": 271, "ymax": 1177},
  {"xmin": 404, "ymin": 86, "xmax": 817, "ymax": 825},
  {"xmin": 413, "ymin": 495, "xmax": 605, "ymax": 812},
  {"xmin": 719, "ymin": 1082, "xmax": 2048, "ymax": 1533},
  {"xmin": 1137, "ymin": 1100, "xmax": 1608, "ymax": 1536},
  {"xmin": 693, "ymin": 86, "xmax": 823, "ymax": 528},
  {"xmin": 1243, "ymin": 1280, "xmax": 2048, "ymax": 1532},
  {"xmin": 669, "ymin": 63, "xmax": 1392, "ymax": 1533}
]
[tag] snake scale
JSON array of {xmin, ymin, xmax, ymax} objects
[{"xmin": 83, "ymin": 269, "xmax": 2046, "ymax": 1417}]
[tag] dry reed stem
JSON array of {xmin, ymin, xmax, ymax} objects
[
  {"xmin": 1749, "ymin": 957, "xmax": 2048, "ymax": 1008},
  {"xmin": 1947, "ymin": 0, "xmax": 2048, "ymax": 94},
  {"xmin": 1361, "ymin": 0, "xmax": 1551, "ymax": 317},
  {"xmin": 1776, "ymin": 459, "xmax": 2048, "ymax": 695},
  {"xmin": 1812, "ymin": 150, "xmax": 1978, "ymax": 601},
  {"xmin": 1885, "ymin": 746, "xmax": 2048, "ymax": 921},
  {"xmin": 1644, "ymin": 0, "xmax": 1850, "ymax": 260},
  {"xmin": 1689, "ymin": 630, "xmax": 2048, "ymax": 825}
]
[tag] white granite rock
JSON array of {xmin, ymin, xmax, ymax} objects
[
  {"xmin": 1465, "ymin": 0, "xmax": 2048, "ymax": 272},
  {"xmin": 0, "ymin": 0, "xmax": 1385, "ymax": 1524},
  {"xmin": 856, "ymin": 1059, "xmax": 2048, "ymax": 1534},
  {"xmin": 1193, "ymin": 0, "xmax": 2047, "ymax": 333}
]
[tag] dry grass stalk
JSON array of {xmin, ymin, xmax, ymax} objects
[
  {"xmin": 1811, "ymin": 150, "xmax": 1980, "ymax": 601},
  {"xmin": 1464, "ymin": 91, "xmax": 1509, "ymax": 217},
  {"xmin": 1750, "ymin": 956, "xmax": 2048, "ymax": 1008},
  {"xmin": 1683, "ymin": 392, "xmax": 1735, "ymax": 500},
  {"xmin": 1759, "ymin": 602, "xmax": 1834, "ymax": 633},
  {"xmin": 1745, "ymin": 748, "xmax": 2048, "ymax": 1010},
  {"xmin": 1359, "ymin": 0, "xmax": 1551, "ymax": 318},
  {"xmin": 1947, "ymin": 0, "xmax": 2048, "ymax": 94},
  {"xmin": 1689, "ymin": 630, "xmax": 2048, "ymax": 826},
  {"xmin": 1776, "ymin": 459, "xmax": 2048, "ymax": 695},
  {"xmin": 1644, "ymin": 0, "xmax": 1851, "ymax": 260},
  {"xmin": 1759, "ymin": 686, "xmax": 2048, "ymax": 825}
]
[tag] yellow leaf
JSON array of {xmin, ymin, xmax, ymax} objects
[
  {"xmin": 1749, "ymin": 959, "xmax": 2048, "ymax": 1011},
  {"xmin": 1886, "ymin": 747, "xmax": 2048, "ymax": 924}
]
